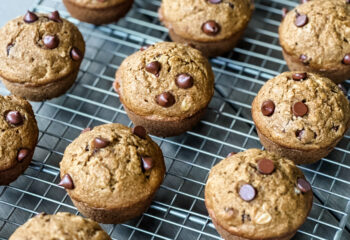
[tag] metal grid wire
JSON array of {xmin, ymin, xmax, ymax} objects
[{"xmin": 0, "ymin": 0, "xmax": 350, "ymax": 239}]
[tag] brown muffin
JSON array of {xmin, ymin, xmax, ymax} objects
[
  {"xmin": 0, "ymin": 95, "xmax": 38, "ymax": 185},
  {"xmin": 59, "ymin": 123, "xmax": 165, "ymax": 224},
  {"xmin": 114, "ymin": 42, "xmax": 214, "ymax": 137},
  {"xmin": 63, "ymin": 0, "xmax": 134, "ymax": 25},
  {"xmin": 205, "ymin": 149, "xmax": 313, "ymax": 240},
  {"xmin": 9, "ymin": 212, "xmax": 111, "ymax": 240},
  {"xmin": 0, "ymin": 11, "xmax": 85, "ymax": 101},
  {"xmin": 279, "ymin": 0, "xmax": 350, "ymax": 83},
  {"xmin": 158, "ymin": 0, "xmax": 254, "ymax": 57},
  {"xmin": 252, "ymin": 72, "xmax": 350, "ymax": 165}
]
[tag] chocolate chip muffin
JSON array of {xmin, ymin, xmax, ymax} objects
[
  {"xmin": 59, "ymin": 123, "xmax": 165, "ymax": 224},
  {"xmin": 63, "ymin": 0, "xmax": 134, "ymax": 25},
  {"xmin": 205, "ymin": 149, "xmax": 313, "ymax": 240},
  {"xmin": 279, "ymin": 0, "xmax": 350, "ymax": 83},
  {"xmin": 114, "ymin": 42, "xmax": 214, "ymax": 137},
  {"xmin": 252, "ymin": 72, "xmax": 350, "ymax": 165},
  {"xmin": 0, "ymin": 95, "xmax": 38, "ymax": 185},
  {"xmin": 158, "ymin": 0, "xmax": 254, "ymax": 57},
  {"xmin": 0, "ymin": 11, "xmax": 85, "ymax": 101},
  {"xmin": 9, "ymin": 212, "xmax": 111, "ymax": 240}
]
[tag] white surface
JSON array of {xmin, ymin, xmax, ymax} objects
[{"xmin": 0, "ymin": 0, "xmax": 36, "ymax": 26}]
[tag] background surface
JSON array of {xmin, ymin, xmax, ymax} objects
[{"xmin": 0, "ymin": 0, "xmax": 35, "ymax": 26}]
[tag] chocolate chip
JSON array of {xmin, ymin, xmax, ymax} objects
[
  {"xmin": 145, "ymin": 61, "xmax": 161, "ymax": 76},
  {"xmin": 295, "ymin": 129, "xmax": 305, "ymax": 140},
  {"xmin": 295, "ymin": 14, "xmax": 308, "ymax": 27},
  {"xmin": 343, "ymin": 54, "xmax": 350, "ymax": 65},
  {"xmin": 202, "ymin": 20, "xmax": 220, "ymax": 36},
  {"xmin": 239, "ymin": 184, "xmax": 256, "ymax": 202},
  {"xmin": 58, "ymin": 174, "xmax": 74, "ymax": 189},
  {"xmin": 292, "ymin": 102, "xmax": 308, "ymax": 117},
  {"xmin": 132, "ymin": 125, "xmax": 147, "ymax": 139},
  {"xmin": 338, "ymin": 84, "xmax": 347, "ymax": 96},
  {"xmin": 23, "ymin": 11, "xmax": 38, "ymax": 23},
  {"xmin": 208, "ymin": 0, "xmax": 222, "ymax": 3},
  {"xmin": 141, "ymin": 156, "xmax": 153, "ymax": 171},
  {"xmin": 156, "ymin": 92, "xmax": 175, "ymax": 107},
  {"xmin": 333, "ymin": 126, "xmax": 339, "ymax": 131},
  {"xmin": 7, "ymin": 44, "xmax": 14, "ymax": 56},
  {"xmin": 347, "ymin": 0, "xmax": 350, "ymax": 3},
  {"xmin": 176, "ymin": 74, "xmax": 194, "ymax": 89},
  {"xmin": 6, "ymin": 111, "xmax": 23, "ymax": 126},
  {"xmin": 292, "ymin": 72, "xmax": 307, "ymax": 81},
  {"xmin": 282, "ymin": 8, "xmax": 288, "ymax": 19},
  {"xmin": 43, "ymin": 35, "xmax": 59, "ymax": 49},
  {"xmin": 228, "ymin": 3, "xmax": 234, "ymax": 8},
  {"xmin": 17, "ymin": 148, "xmax": 30, "ymax": 162},
  {"xmin": 257, "ymin": 158, "xmax": 275, "ymax": 175},
  {"xmin": 81, "ymin": 128, "xmax": 91, "ymax": 133},
  {"xmin": 261, "ymin": 100, "xmax": 275, "ymax": 116},
  {"xmin": 140, "ymin": 45, "xmax": 150, "ymax": 51},
  {"xmin": 299, "ymin": 54, "xmax": 309, "ymax": 65},
  {"xmin": 70, "ymin": 47, "xmax": 83, "ymax": 61},
  {"xmin": 297, "ymin": 178, "xmax": 311, "ymax": 193},
  {"xmin": 93, "ymin": 137, "xmax": 109, "ymax": 149},
  {"xmin": 48, "ymin": 10, "xmax": 62, "ymax": 23},
  {"xmin": 227, "ymin": 152, "xmax": 236, "ymax": 157}
]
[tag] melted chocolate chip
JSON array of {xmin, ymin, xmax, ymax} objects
[
  {"xmin": 6, "ymin": 111, "xmax": 23, "ymax": 126},
  {"xmin": 48, "ymin": 10, "xmax": 62, "ymax": 23},
  {"xmin": 295, "ymin": 14, "xmax": 308, "ymax": 27},
  {"xmin": 227, "ymin": 152, "xmax": 236, "ymax": 157},
  {"xmin": 23, "ymin": 11, "xmax": 38, "ymax": 23},
  {"xmin": 81, "ymin": 128, "xmax": 91, "ymax": 133},
  {"xmin": 93, "ymin": 137, "xmax": 109, "ymax": 149},
  {"xmin": 239, "ymin": 184, "xmax": 256, "ymax": 202},
  {"xmin": 333, "ymin": 125, "xmax": 339, "ymax": 131},
  {"xmin": 292, "ymin": 72, "xmax": 307, "ymax": 81},
  {"xmin": 257, "ymin": 158, "xmax": 275, "ymax": 175},
  {"xmin": 299, "ymin": 54, "xmax": 309, "ymax": 65},
  {"xmin": 208, "ymin": 0, "xmax": 222, "ymax": 3},
  {"xmin": 176, "ymin": 74, "xmax": 194, "ymax": 89},
  {"xmin": 282, "ymin": 8, "xmax": 288, "ymax": 19},
  {"xmin": 43, "ymin": 35, "xmax": 59, "ymax": 49},
  {"xmin": 141, "ymin": 156, "xmax": 153, "ymax": 171},
  {"xmin": 295, "ymin": 129, "xmax": 305, "ymax": 140},
  {"xmin": 58, "ymin": 174, "xmax": 74, "ymax": 189},
  {"xmin": 343, "ymin": 54, "xmax": 350, "ymax": 65},
  {"xmin": 70, "ymin": 47, "xmax": 83, "ymax": 61},
  {"xmin": 140, "ymin": 45, "xmax": 150, "ymax": 51},
  {"xmin": 292, "ymin": 102, "xmax": 308, "ymax": 117},
  {"xmin": 261, "ymin": 100, "xmax": 275, "ymax": 116},
  {"xmin": 145, "ymin": 61, "xmax": 161, "ymax": 76},
  {"xmin": 297, "ymin": 178, "xmax": 312, "ymax": 193},
  {"xmin": 156, "ymin": 92, "xmax": 175, "ymax": 107},
  {"xmin": 17, "ymin": 148, "xmax": 30, "ymax": 162},
  {"xmin": 202, "ymin": 20, "xmax": 220, "ymax": 36},
  {"xmin": 132, "ymin": 126, "xmax": 147, "ymax": 139}
]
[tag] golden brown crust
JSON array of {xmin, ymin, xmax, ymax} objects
[
  {"xmin": 9, "ymin": 212, "xmax": 111, "ymax": 240},
  {"xmin": 159, "ymin": 0, "xmax": 254, "ymax": 42},
  {"xmin": 0, "ymin": 13, "xmax": 85, "ymax": 86},
  {"xmin": 252, "ymin": 72, "xmax": 350, "ymax": 151},
  {"xmin": 205, "ymin": 149, "xmax": 313, "ymax": 240},
  {"xmin": 60, "ymin": 123, "xmax": 165, "ymax": 212},
  {"xmin": 279, "ymin": 0, "xmax": 350, "ymax": 76}
]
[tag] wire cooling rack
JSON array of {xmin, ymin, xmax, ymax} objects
[{"xmin": 0, "ymin": 0, "xmax": 350, "ymax": 239}]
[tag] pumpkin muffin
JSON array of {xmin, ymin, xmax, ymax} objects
[
  {"xmin": 63, "ymin": 0, "xmax": 134, "ymax": 25},
  {"xmin": 0, "ymin": 10, "xmax": 85, "ymax": 101},
  {"xmin": 205, "ymin": 149, "xmax": 313, "ymax": 240},
  {"xmin": 9, "ymin": 212, "xmax": 111, "ymax": 240},
  {"xmin": 0, "ymin": 95, "xmax": 38, "ymax": 185},
  {"xmin": 252, "ymin": 72, "xmax": 350, "ymax": 164},
  {"xmin": 59, "ymin": 123, "xmax": 165, "ymax": 224},
  {"xmin": 279, "ymin": 0, "xmax": 350, "ymax": 83},
  {"xmin": 114, "ymin": 42, "xmax": 214, "ymax": 137},
  {"xmin": 158, "ymin": 0, "xmax": 254, "ymax": 57}
]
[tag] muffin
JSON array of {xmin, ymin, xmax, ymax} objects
[
  {"xmin": 0, "ymin": 95, "xmax": 38, "ymax": 185},
  {"xmin": 114, "ymin": 42, "xmax": 214, "ymax": 137},
  {"xmin": 205, "ymin": 149, "xmax": 313, "ymax": 240},
  {"xmin": 279, "ymin": 0, "xmax": 350, "ymax": 83},
  {"xmin": 59, "ymin": 123, "xmax": 165, "ymax": 224},
  {"xmin": 9, "ymin": 212, "xmax": 111, "ymax": 240},
  {"xmin": 158, "ymin": 0, "xmax": 254, "ymax": 57},
  {"xmin": 252, "ymin": 72, "xmax": 350, "ymax": 165},
  {"xmin": 0, "ymin": 10, "xmax": 85, "ymax": 101},
  {"xmin": 63, "ymin": 0, "xmax": 134, "ymax": 25}
]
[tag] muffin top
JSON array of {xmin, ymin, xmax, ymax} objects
[
  {"xmin": 0, "ymin": 11, "xmax": 85, "ymax": 86},
  {"xmin": 252, "ymin": 72, "xmax": 350, "ymax": 150},
  {"xmin": 114, "ymin": 42, "xmax": 214, "ymax": 120},
  {"xmin": 59, "ymin": 123, "xmax": 165, "ymax": 209},
  {"xmin": 9, "ymin": 212, "xmax": 111, "ymax": 240},
  {"xmin": 205, "ymin": 149, "xmax": 313, "ymax": 239},
  {"xmin": 159, "ymin": 0, "xmax": 254, "ymax": 42},
  {"xmin": 67, "ymin": 0, "xmax": 127, "ymax": 8},
  {"xmin": 0, "ymin": 95, "xmax": 38, "ymax": 172},
  {"xmin": 279, "ymin": 0, "xmax": 350, "ymax": 69}
]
